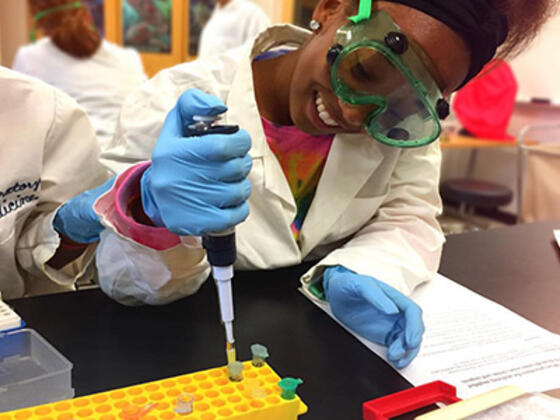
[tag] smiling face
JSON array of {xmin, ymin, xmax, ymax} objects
[{"xmin": 288, "ymin": 0, "xmax": 470, "ymax": 136}]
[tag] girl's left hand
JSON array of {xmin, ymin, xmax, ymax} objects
[{"xmin": 323, "ymin": 265, "xmax": 425, "ymax": 369}]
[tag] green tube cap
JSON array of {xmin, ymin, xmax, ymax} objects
[{"xmin": 278, "ymin": 378, "xmax": 303, "ymax": 400}]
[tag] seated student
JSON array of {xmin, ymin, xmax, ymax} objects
[
  {"xmin": 13, "ymin": 0, "xmax": 147, "ymax": 150},
  {"xmin": 0, "ymin": 67, "xmax": 111, "ymax": 299},
  {"xmin": 96, "ymin": 0, "xmax": 556, "ymax": 368}
]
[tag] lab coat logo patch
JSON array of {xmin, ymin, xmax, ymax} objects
[{"xmin": 0, "ymin": 179, "xmax": 41, "ymax": 219}]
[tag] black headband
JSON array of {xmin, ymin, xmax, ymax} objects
[{"xmin": 382, "ymin": 0, "xmax": 509, "ymax": 89}]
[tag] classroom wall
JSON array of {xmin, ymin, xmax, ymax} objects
[
  {"xmin": 441, "ymin": 103, "xmax": 560, "ymax": 216},
  {"xmin": 0, "ymin": 0, "xmax": 29, "ymax": 68},
  {"xmin": 510, "ymin": 13, "xmax": 560, "ymax": 103}
]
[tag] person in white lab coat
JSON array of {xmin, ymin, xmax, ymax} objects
[
  {"xmin": 95, "ymin": 0, "xmax": 552, "ymax": 367},
  {"xmin": 13, "ymin": 0, "xmax": 147, "ymax": 150},
  {"xmin": 0, "ymin": 67, "xmax": 112, "ymax": 299},
  {"xmin": 198, "ymin": 0, "xmax": 270, "ymax": 58}
]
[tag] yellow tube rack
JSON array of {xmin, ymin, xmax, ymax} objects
[{"xmin": 0, "ymin": 362, "xmax": 307, "ymax": 420}]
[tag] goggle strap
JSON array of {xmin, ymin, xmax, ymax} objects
[
  {"xmin": 33, "ymin": 1, "xmax": 84, "ymax": 22},
  {"xmin": 349, "ymin": 0, "xmax": 373, "ymax": 24}
]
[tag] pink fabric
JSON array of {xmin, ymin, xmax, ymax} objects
[
  {"xmin": 94, "ymin": 162, "xmax": 181, "ymax": 251},
  {"xmin": 261, "ymin": 117, "xmax": 334, "ymax": 240}
]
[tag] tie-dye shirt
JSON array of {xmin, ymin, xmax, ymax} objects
[{"xmin": 261, "ymin": 117, "xmax": 335, "ymax": 241}]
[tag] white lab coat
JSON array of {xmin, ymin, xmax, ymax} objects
[
  {"xmin": 198, "ymin": 0, "xmax": 271, "ymax": 58},
  {"xmin": 13, "ymin": 39, "xmax": 147, "ymax": 150},
  {"xmin": 0, "ymin": 67, "xmax": 109, "ymax": 299},
  {"xmin": 98, "ymin": 25, "xmax": 445, "ymax": 305}
]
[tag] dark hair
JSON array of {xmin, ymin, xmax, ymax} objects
[{"xmin": 29, "ymin": 0, "xmax": 102, "ymax": 58}]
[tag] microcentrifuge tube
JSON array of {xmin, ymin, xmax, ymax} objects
[
  {"xmin": 227, "ymin": 361, "xmax": 244, "ymax": 382},
  {"xmin": 250, "ymin": 343, "xmax": 269, "ymax": 367},
  {"xmin": 278, "ymin": 378, "xmax": 303, "ymax": 400},
  {"xmin": 244, "ymin": 378, "xmax": 267, "ymax": 399},
  {"xmin": 175, "ymin": 393, "xmax": 195, "ymax": 415}
]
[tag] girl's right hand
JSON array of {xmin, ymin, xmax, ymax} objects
[{"xmin": 141, "ymin": 89, "xmax": 253, "ymax": 236}]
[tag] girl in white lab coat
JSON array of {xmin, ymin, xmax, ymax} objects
[
  {"xmin": 0, "ymin": 67, "xmax": 112, "ymax": 299},
  {"xmin": 13, "ymin": 0, "xmax": 147, "ymax": 150},
  {"xmin": 198, "ymin": 0, "xmax": 271, "ymax": 58},
  {"xmin": 95, "ymin": 0, "xmax": 555, "ymax": 367}
]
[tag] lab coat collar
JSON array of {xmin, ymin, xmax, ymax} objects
[
  {"xmin": 225, "ymin": 25, "xmax": 385, "ymax": 253},
  {"xmin": 225, "ymin": 25, "xmax": 312, "ymax": 211},
  {"xmin": 225, "ymin": 25, "xmax": 311, "ymax": 159},
  {"xmin": 300, "ymin": 133, "xmax": 384, "ymax": 255}
]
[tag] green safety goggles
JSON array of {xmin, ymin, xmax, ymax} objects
[{"xmin": 327, "ymin": 6, "xmax": 450, "ymax": 148}]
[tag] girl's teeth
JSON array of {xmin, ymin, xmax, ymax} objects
[
  {"xmin": 315, "ymin": 94, "xmax": 339, "ymax": 127},
  {"xmin": 319, "ymin": 113, "xmax": 338, "ymax": 126}
]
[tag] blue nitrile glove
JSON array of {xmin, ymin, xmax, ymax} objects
[
  {"xmin": 53, "ymin": 177, "xmax": 115, "ymax": 244},
  {"xmin": 323, "ymin": 266, "xmax": 425, "ymax": 369},
  {"xmin": 141, "ymin": 89, "xmax": 252, "ymax": 236}
]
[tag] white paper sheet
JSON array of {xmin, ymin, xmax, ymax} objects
[{"xmin": 303, "ymin": 274, "xmax": 560, "ymax": 399}]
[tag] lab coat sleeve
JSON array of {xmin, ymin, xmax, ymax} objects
[
  {"xmin": 97, "ymin": 72, "xmax": 213, "ymax": 305},
  {"xmin": 94, "ymin": 162, "xmax": 210, "ymax": 306},
  {"xmin": 301, "ymin": 142, "xmax": 445, "ymax": 296},
  {"xmin": 99, "ymin": 68, "xmax": 193, "ymax": 175},
  {"xmin": 15, "ymin": 88, "xmax": 109, "ymax": 291},
  {"xmin": 96, "ymin": 229, "xmax": 209, "ymax": 306}
]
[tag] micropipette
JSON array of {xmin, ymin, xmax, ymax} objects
[{"xmin": 186, "ymin": 114, "xmax": 240, "ymax": 365}]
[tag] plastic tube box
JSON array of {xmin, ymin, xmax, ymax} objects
[{"xmin": 0, "ymin": 329, "xmax": 73, "ymax": 412}]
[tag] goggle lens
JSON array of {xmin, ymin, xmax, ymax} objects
[
  {"xmin": 337, "ymin": 47, "xmax": 407, "ymax": 97},
  {"xmin": 328, "ymin": 11, "xmax": 446, "ymax": 148}
]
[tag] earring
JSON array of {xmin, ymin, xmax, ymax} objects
[{"xmin": 309, "ymin": 20, "xmax": 321, "ymax": 32}]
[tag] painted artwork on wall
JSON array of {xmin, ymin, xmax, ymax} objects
[
  {"xmin": 188, "ymin": 0, "xmax": 213, "ymax": 56},
  {"xmin": 122, "ymin": 0, "xmax": 172, "ymax": 53}
]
